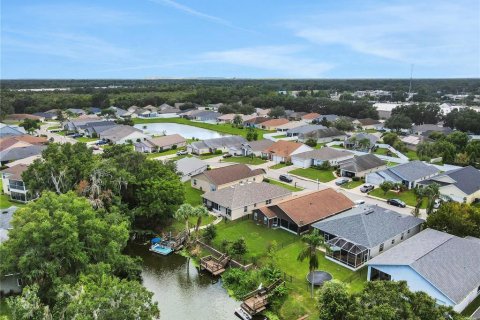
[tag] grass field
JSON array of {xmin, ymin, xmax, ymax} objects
[
  {"xmin": 374, "ymin": 148, "xmax": 399, "ymax": 158},
  {"xmin": 211, "ymin": 220, "xmax": 367, "ymax": 319},
  {"xmin": 269, "ymin": 163, "xmax": 291, "ymax": 170},
  {"xmin": 133, "ymin": 117, "xmax": 272, "ymax": 139},
  {"xmin": 184, "ymin": 181, "xmax": 204, "ymax": 206},
  {"xmin": 266, "ymin": 179, "xmax": 303, "ymax": 191},
  {"xmin": 462, "ymin": 294, "xmax": 480, "ymax": 317},
  {"xmin": 223, "ymin": 156, "xmax": 267, "ymax": 165},
  {"xmin": 198, "ymin": 153, "xmax": 222, "ymax": 159},
  {"xmin": 405, "ymin": 150, "xmax": 419, "ymax": 160},
  {"xmin": 145, "ymin": 148, "xmax": 182, "ymax": 159},
  {"xmin": 369, "ymin": 188, "xmax": 426, "ymax": 208},
  {"xmin": 342, "ymin": 180, "xmax": 363, "ymax": 189},
  {"xmin": 271, "ymin": 134, "xmax": 286, "ymax": 138},
  {"xmin": 76, "ymin": 136, "xmax": 98, "ymax": 143},
  {"xmin": 290, "ymin": 168, "xmax": 336, "ymax": 182}
]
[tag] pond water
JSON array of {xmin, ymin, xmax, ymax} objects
[
  {"xmin": 126, "ymin": 243, "xmax": 240, "ymax": 320},
  {"xmin": 134, "ymin": 123, "xmax": 226, "ymax": 140}
]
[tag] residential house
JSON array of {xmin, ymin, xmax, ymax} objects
[
  {"xmin": 208, "ymin": 103, "xmax": 224, "ymax": 111},
  {"xmin": 88, "ymin": 107, "xmax": 102, "ymax": 115},
  {"xmin": 193, "ymin": 111, "xmax": 221, "ymax": 122},
  {"xmin": 417, "ymin": 166, "xmax": 480, "ymax": 204},
  {"xmin": 33, "ymin": 112, "xmax": 57, "ymax": 120},
  {"xmin": 301, "ymin": 113, "xmax": 321, "ymax": 123},
  {"xmin": 66, "ymin": 108, "xmax": 87, "ymax": 116},
  {"xmin": 291, "ymin": 147, "xmax": 354, "ymax": 168},
  {"xmin": 0, "ymin": 135, "xmax": 48, "ymax": 153},
  {"xmin": 286, "ymin": 125, "xmax": 326, "ymax": 137},
  {"xmin": 202, "ymin": 182, "xmax": 291, "ymax": 221},
  {"xmin": 241, "ymin": 139, "xmax": 275, "ymax": 157},
  {"xmin": 365, "ymin": 160, "xmax": 440, "ymax": 189},
  {"xmin": 339, "ymin": 154, "xmax": 387, "ymax": 178},
  {"xmin": 260, "ymin": 118, "xmax": 289, "ymax": 131},
  {"xmin": 0, "ymin": 123, "xmax": 25, "ymax": 137},
  {"xmin": 1, "ymin": 164, "xmax": 36, "ymax": 203},
  {"xmin": 0, "ymin": 145, "xmax": 47, "ymax": 165},
  {"xmin": 253, "ymin": 188, "xmax": 354, "ymax": 234},
  {"xmin": 276, "ymin": 121, "xmax": 307, "ymax": 132},
  {"xmin": 82, "ymin": 121, "xmax": 117, "ymax": 137},
  {"xmin": 0, "ymin": 206, "xmax": 17, "ymax": 244},
  {"xmin": 288, "ymin": 112, "xmax": 307, "ymax": 121},
  {"xmin": 262, "ymin": 140, "xmax": 312, "ymax": 163},
  {"xmin": 298, "ymin": 127, "xmax": 347, "ymax": 143},
  {"xmin": 134, "ymin": 134, "xmax": 186, "ymax": 153},
  {"xmin": 191, "ymin": 163, "xmax": 264, "ymax": 191},
  {"xmin": 243, "ymin": 117, "xmax": 269, "ymax": 128},
  {"xmin": 353, "ymin": 118, "xmax": 382, "ymax": 130},
  {"xmin": 63, "ymin": 117, "xmax": 105, "ymax": 132},
  {"xmin": 313, "ymin": 114, "xmax": 341, "ymax": 123},
  {"xmin": 107, "ymin": 106, "xmax": 129, "ymax": 118},
  {"xmin": 5, "ymin": 114, "xmax": 44, "ymax": 122},
  {"xmin": 99, "ymin": 125, "xmax": 149, "ymax": 145},
  {"xmin": 373, "ymin": 103, "xmax": 402, "ymax": 119},
  {"xmin": 344, "ymin": 133, "xmax": 379, "ymax": 151},
  {"xmin": 255, "ymin": 108, "xmax": 270, "ymax": 117},
  {"xmin": 175, "ymin": 157, "xmax": 208, "ymax": 182},
  {"xmin": 412, "ymin": 124, "xmax": 453, "ymax": 136},
  {"xmin": 439, "ymin": 103, "xmax": 465, "ymax": 115},
  {"xmin": 313, "ymin": 205, "xmax": 424, "ymax": 270},
  {"xmin": 367, "ymin": 229, "xmax": 480, "ymax": 312},
  {"xmin": 401, "ymin": 135, "xmax": 430, "ymax": 151},
  {"xmin": 188, "ymin": 136, "xmax": 247, "ymax": 155}
]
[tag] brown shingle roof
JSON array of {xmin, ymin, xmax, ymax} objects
[
  {"xmin": 261, "ymin": 118, "xmax": 289, "ymax": 127},
  {"xmin": 149, "ymin": 134, "xmax": 186, "ymax": 148},
  {"xmin": 5, "ymin": 114, "xmax": 43, "ymax": 121},
  {"xmin": 273, "ymin": 189, "xmax": 354, "ymax": 225},
  {"xmin": 302, "ymin": 113, "xmax": 320, "ymax": 120},
  {"xmin": 356, "ymin": 118, "xmax": 380, "ymax": 126},
  {"xmin": 1, "ymin": 164, "xmax": 29, "ymax": 181},
  {"xmin": 263, "ymin": 140, "xmax": 304, "ymax": 157},
  {"xmin": 200, "ymin": 164, "xmax": 265, "ymax": 186},
  {"xmin": 0, "ymin": 135, "xmax": 48, "ymax": 152}
]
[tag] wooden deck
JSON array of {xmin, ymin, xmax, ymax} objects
[
  {"xmin": 200, "ymin": 254, "xmax": 230, "ymax": 276},
  {"xmin": 239, "ymin": 278, "xmax": 284, "ymax": 316}
]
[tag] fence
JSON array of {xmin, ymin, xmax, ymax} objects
[{"xmin": 196, "ymin": 239, "xmax": 252, "ymax": 271}]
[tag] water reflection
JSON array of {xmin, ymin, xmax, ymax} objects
[{"xmin": 126, "ymin": 243, "xmax": 239, "ymax": 320}]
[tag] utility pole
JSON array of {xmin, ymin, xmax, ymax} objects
[{"xmin": 408, "ymin": 64, "xmax": 414, "ymax": 99}]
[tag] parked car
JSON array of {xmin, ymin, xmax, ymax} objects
[
  {"xmin": 354, "ymin": 199, "xmax": 366, "ymax": 206},
  {"xmin": 387, "ymin": 198, "xmax": 406, "ymax": 208},
  {"xmin": 360, "ymin": 184, "xmax": 375, "ymax": 193},
  {"xmin": 335, "ymin": 178, "xmax": 349, "ymax": 186},
  {"xmin": 433, "ymin": 198, "xmax": 442, "ymax": 209},
  {"xmin": 176, "ymin": 150, "xmax": 188, "ymax": 156},
  {"xmin": 72, "ymin": 133, "xmax": 83, "ymax": 138},
  {"xmin": 279, "ymin": 174, "xmax": 293, "ymax": 183},
  {"xmin": 222, "ymin": 153, "xmax": 232, "ymax": 158},
  {"xmin": 96, "ymin": 140, "xmax": 108, "ymax": 145}
]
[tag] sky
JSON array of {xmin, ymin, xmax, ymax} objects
[{"xmin": 1, "ymin": 0, "xmax": 479, "ymax": 79}]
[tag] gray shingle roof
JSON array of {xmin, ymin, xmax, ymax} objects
[
  {"xmin": 0, "ymin": 145, "xmax": 46, "ymax": 162},
  {"xmin": 339, "ymin": 154, "xmax": 386, "ymax": 173},
  {"xmin": 175, "ymin": 157, "xmax": 208, "ymax": 175},
  {"xmin": 368, "ymin": 229, "xmax": 480, "ymax": 304},
  {"xmin": 421, "ymin": 166, "xmax": 480, "ymax": 195},
  {"xmin": 388, "ymin": 161, "xmax": 439, "ymax": 181},
  {"xmin": 99, "ymin": 125, "xmax": 144, "ymax": 142},
  {"xmin": 286, "ymin": 125, "xmax": 326, "ymax": 135},
  {"xmin": 190, "ymin": 136, "xmax": 247, "ymax": 150},
  {"xmin": 0, "ymin": 206, "xmax": 18, "ymax": 243},
  {"xmin": 202, "ymin": 182, "xmax": 291, "ymax": 209},
  {"xmin": 312, "ymin": 205, "xmax": 424, "ymax": 248},
  {"xmin": 292, "ymin": 147, "xmax": 353, "ymax": 161},
  {"xmin": 242, "ymin": 139, "xmax": 275, "ymax": 152},
  {"xmin": 300, "ymin": 127, "xmax": 346, "ymax": 139}
]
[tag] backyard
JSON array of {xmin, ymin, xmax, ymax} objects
[
  {"xmin": 133, "ymin": 117, "xmax": 272, "ymax": 139},
  {"xmin": 368, "ymin": 188, "xmax": 427, "ymax": 208},
  {"xmin": 146, "ymin": 147, "xmax": 184, "ymax": 159},
  {"xmin": 210, "ymin": 220, "xmax": 367, "ymax": 319},
  {"xmin": 184, "ymin": 181, "xmax": 204, "ymax": 206},
  {"xmin": 374, "ymin": 147, "xmax": 399, "ymax": 158},
  {"xmin": 266, "ymin": 179, "xmax": 303, "ymax": 192},
  {"xmin": 289, "ymin": 168, "xmax": 336, "ymax": 182},
  {"xmin": 222, "ymin": 156, "xmax": 267, "ymax": 165}
]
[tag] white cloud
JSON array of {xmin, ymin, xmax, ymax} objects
[
  {"xmin": 201, "ymin": 46, "xmax": 333, "ymax": 77},
  {"xmin": 148, "ymin": 0, "xmax": 253, "ymax": 32},
  {"xmin": 290, "ymin": 1, "xmax": 479, "ymax": 67}
]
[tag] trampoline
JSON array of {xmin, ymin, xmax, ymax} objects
[{"xmin": 306, "ymin": 271, "xmax": 332, "ymax": 286}]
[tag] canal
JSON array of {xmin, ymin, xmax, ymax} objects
[
  {"xmin": 126, "ymin": 242, "xmax": 240, "ymax": 320},
  {"xmin": 134, "ymin": 123, "xmax": 227, "ymax": 140}
]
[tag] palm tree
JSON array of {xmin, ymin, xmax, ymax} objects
[
  {"xmin": 412, "ymin": 187, "xmax": 426, "ymax": 217},
  {"xmin": 424, "ymin": 183, "xmax": 440, "ymax": 215},
  {"xmin": 297, "ymin": 229, "xmax": 324, "ymax": 297},
  {"xmin": 174, "ymin": 203, "xmax": 195, "ymax": 237},
  {"xmin": 193, "ymin": 206, "xmax": 209, "ymax": 240}
]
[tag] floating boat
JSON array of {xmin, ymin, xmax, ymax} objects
[{"xmin": 149, "ymin": 237, "xmax": 173, "ymax": 255}]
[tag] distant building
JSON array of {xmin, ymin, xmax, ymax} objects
[
  {"xmin": 291, "ymin": 147, "xmax": 354, "ymax": 168},
  {"xmin": 134, "ymin": 134, "xmax": 186, "ymax": 153},
  {"xmin": 188, "ymin": 136, "xmax": 247, "ymax": 155},
  {"xmin": 262, "ymin": 140, "xmax": 312, "ymax": 163},
  {"xmin": 99, "ymin": 125, "xmax": 149, "ymax": 145}
]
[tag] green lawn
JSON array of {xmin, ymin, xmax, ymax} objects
[
  {"xmin": 368, "ymin": 188, "xmax": 426, "ymax": 208},
  {"xmin": 184, "ymin": 181, "xmax": 204, "ymax": 206},
  {"xmin": 342, "ymin": 180, "xmax": 363, "ymax": 189},
  {"xmin": 462, "ymin": 294, "xmax": 480, "ymax": 317},
  {"xmin": 269, "ymin": 163, "xmax": 292, "ymax": 170},
  {"xmin": 0, "ymin": 183, "xmax": 26, "ymax": 209},
  {"xmin": 331, "ymin": 144, "xmax": 345, "ymax": 149},
  {"xmin": 47, "ymin": 125, "xmax": 61, "ymax": 130},
  {"xmin": 133, "ymin": 117, "xmax": 272, "ymax": 139},
  {"xmin": 210, "ymin": 220, "xmax": 367, "ymax": 319},
  {"xmin": 145, "ymin": 148, "xmax": 182, "ymax": 159},
  {"xmin": 374, "ymin": 148, "xmax": 399, "ymax": 158},
  {"xmin": 290, "ymin": 168, "xmax": 336, "ymax": 182},
  {"xmin": 266, "ymin": 179, "xmax": 303, "ymax": 191},
  {"xmin": 167, "ymin": 214, "xmax": 216, "ymax": 234},
  {"xmin": 405, "ymin": 150, "xmax": 419, "ymax": 160},
  {"xmin": 76, "ymin": 136, "xmax": 98, "ymax": 143},
  {"xmin": 223, "ymin": 156, "xmax": 267, "ymax": 165},
  {"xmin": 199, "ymin": 153, "xmax": 222, "ymax": 159},
  {"xmin": 271, "ymin": 134, "xmax": 286, "ymax": 138}
]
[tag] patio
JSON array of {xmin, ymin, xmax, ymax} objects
[{"xmin": 326, "ymin": 237, "xmax": 369, "ymax": 270}]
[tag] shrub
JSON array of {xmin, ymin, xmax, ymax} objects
[
  {"xmin": 263, "ymin": 178, "xmax": 270, "ymax": 183},
  {"xmin": 352, "ymin": 176, "xmax": 360, "ymax": 181},
  {"xmin": 203, "ymin": 224, "xmax": 217, "ymax": 244},
  {"xmin": 215, "ymin": 150, "xmax": 223, "ymax": 155},
  {"xmin": 305, "ymin": 138, "xmax": 317, "ymax": 147},
  {"xmin": 231, "ymin": 238, "xmax": 248, "ymax": 257},
  {"xmin": 171, "ymin": 145, "xmax": 177, "ymax": 150}
]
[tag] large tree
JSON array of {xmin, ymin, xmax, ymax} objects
[
  {"xmin": 0, "ymin": 192, "xmax": 140, "ymax": 302},
  {"xmin": 317, "ymin": 281, "xmax": 352, "ymax": 320},
  {"xmin": 20, "ymin": 119, "xmax": 41, "ymax": 134},
  {"xmin": 426, "ymin": 202, "xmax": 480, "ymax": 238},
  {"xmin": 384, "ymin": 114, "xmax": 412, "ymax": 132}
]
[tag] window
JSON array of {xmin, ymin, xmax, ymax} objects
[
  {"xmin": 407, "ymin": 229, "xmax": 410, "ymax": 234},
  {"xmin": 391, "ymin": 239, "xmax": 395, "ymax": 244},
  {"xmin": 17, "ymin": 278, "xmax": 23, "ymax": 287},
  {"xmin": 253, "ymin": 212, "xmax": 257, "ymax": 219},
  {"xmin": 254, "ymin": 203, "xmax": 257, "ymax": 207},
  {"xmin": 210, "ymin": 185, "xmax": 216, "ymax": 191},
  {"xmin": 244, "ymin": 206, "xmax": 248, "ymax": 212},
  {"xmin": 226, "ymin": 208, "xmax": 231, "ymax": 216},
  {"xmin": 379, "ymin": 243, "xmax": 384, "ymax": 252},
  {"xmin": 193, "ymin": 179, "xmax": 197, "ymax": 186},
  {"xmin": 266, "ymin": 199, "xmax": 272, "ymax": 205},
  {"xmin": 401, "ymin": 233, "xmax": 404, "ymax": 240}
]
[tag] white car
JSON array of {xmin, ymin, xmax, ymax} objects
[{"xmin": 354, "ymin": 199, "xmax": 366, "ymax": 206}]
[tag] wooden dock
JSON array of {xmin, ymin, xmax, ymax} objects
[
  {"xmin": 200, "ymin": 253, "xmax": 230, "ymax": 276},
  {"xmin": 239, "ymin": 278, "xmax": 284, "ymax": 316}
]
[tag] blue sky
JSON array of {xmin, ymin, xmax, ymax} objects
[{"xmin": 2, "ymin": 0, "xmax": 479, "ymax": 79}]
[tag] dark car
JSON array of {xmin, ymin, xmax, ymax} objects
[
  {"xmin": 387, "ymin": 198, "xmax": 406, "ymax": 208},
  {"xmin": 360, "ymin": 184, "xmax": 375, "ymax": 193},
  {"xmin": 95, "ymin": 140, "xmax": 108, "ymax": 145},
  {"xmin": 279, "ymin": 174, "xmax": 293, "ymax": 183}
]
